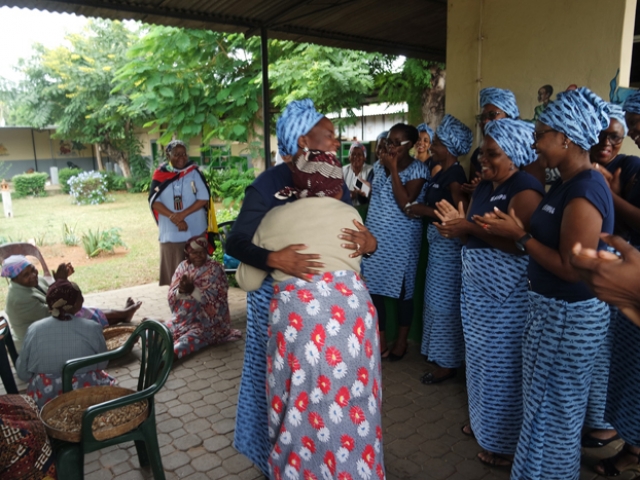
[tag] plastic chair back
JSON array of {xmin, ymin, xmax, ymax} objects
[{"xmin": 0, "ymin": 242, "xmax": 54, "ymax": 284}]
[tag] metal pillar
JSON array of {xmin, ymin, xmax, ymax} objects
[
  {"xmin": 261, "ymin": 26, "xmax": 271, "ymax": 170},
  {"xmin": 30, "ymin": 129, "xmax": 39, "ymax": 172}
]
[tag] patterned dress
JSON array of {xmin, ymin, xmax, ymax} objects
[
  {"xmin": 267, "ymin": 271, "xmax": 384, "ymax": 480},
  {"xmin": 362, "ymin": 160, "xmax": 429, "ymax": 300},
  {"xmin": 167, "ymin": 258, "xmax": 241, "ymax": 359}
]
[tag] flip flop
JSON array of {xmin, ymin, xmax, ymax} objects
[{"xmin": 420, "ymin": 369, "xmax": 457, "ymax": 385}]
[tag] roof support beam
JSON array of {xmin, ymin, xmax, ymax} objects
[{"xmin": 261, "ymin": 26, "xmax": 272, "ymax": 170}]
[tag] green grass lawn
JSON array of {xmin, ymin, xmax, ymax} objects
[{"xmin": 0, "ymin": 192, "xmax": 160, "ymax": 311}]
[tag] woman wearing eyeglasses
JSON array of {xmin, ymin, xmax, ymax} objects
[
  {"xmin": 475, "ymin": 88, "xmax": 613, "ymax": 480},
  {"xmin": 405, "ymin": 114, "xmax": 472, "ymax": 384},
  {"xmin": 362, "ymin": 123, "xmax": 430, "ymax": 361}
]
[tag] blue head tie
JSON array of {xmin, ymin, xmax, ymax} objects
[
  {"xmin": 480, "ymin": 87, "xmax": 520, "ymax": 119},
  {"xmin": 538, "ymin": 87, "xmax": 610, "ymax": 151},
  {"xmin": 416, "ymin": 123, "xmax": 435, "ymax": 141},
  {"xmin": 276, "ymin": 99, "xmax": 325, "ymax": 157},
  {"xmin": 623, "ymin": 90, "xmax": 640, "ymax": 115},
  {"xmin": 484, "ymin": 119, "xmax": 536, "ymax": 167},
  {"xmin": 607, "ymin": 103, "xmax": 628, "ymax": 137},
  {"xmin": 435, "ymin": 114, "xmax": 473, "ymax": 157}
]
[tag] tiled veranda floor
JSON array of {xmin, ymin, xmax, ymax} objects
[{"xmin": 0, "ymin": 283, "xmax": 629, "ymax": 479}]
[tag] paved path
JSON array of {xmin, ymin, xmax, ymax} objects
[{"xmin": 2, "ymin": 283, "xmax": 622, "ymax": 479}]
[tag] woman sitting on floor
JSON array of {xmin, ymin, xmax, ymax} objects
[
  {"xmin": 1, "ymin": 255, "xmax": 141, "ymax": 352},
  {"xmin": 166, "ymin": 235, "xmax": 242, "ymax": 360},
  {"xmin": 16, "ymin": 279, "xmax": 116, "ymax": 409}
]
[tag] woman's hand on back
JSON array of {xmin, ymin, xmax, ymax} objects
[
  {"xmin": 267, "ymin": 245, "xmax": 324, "ymax": 280},
  {"xmin": 339, "ymin": 220, "xmax": 377, "ymax": 258}
]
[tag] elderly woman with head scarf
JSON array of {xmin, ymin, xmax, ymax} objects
[
  {"xmin": 149, "ymin": 140, "xmax": 211, "ymax": 286},
  {"xmin": 416, "ymin": 123, "xmax": 440, "ymax": 177},
  {"xmin": 15, "ymin": 279, "xmax": 116, "ymax": 409},
  {"xmin": 434, "ymin": 119, "xmax": 543, "ymax": 467},
  {"xmin": 166, "ymin": 234, "xmax": 242, "ymax": 360},
  {"xmin": 1, "ymin": 256, "xmax": 141, "ymax": 353},
  {"xmin": 362, "ymin": 123, "xmax": 430, "ymax": 361},
  {"xmin": 475, "ymin": 87, "xmax": 613, "ymax": 480},
  {"xmin": 237, "ymin": 142, "xmax": 385, "ymax": 480},
  {"xmin": 342, "ymin": 141, "xmax": 373, "ymax": 210},
  {"xmin": 405, "ymin": 114, "xmax": 471, "ymax": 383},
  {"xmin": 228, "ymin": 99, "xmax": 377, "ymax": 474}
]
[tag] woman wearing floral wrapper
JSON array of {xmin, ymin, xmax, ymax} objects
[
  {"xmin": 149, "ymin": 140, "xmax": 211, "ymax": 286},
  {"xmin": 434, "ymin": 118, "xmax": 543, "ymax": 467},
  {"xmin": 362, "ymin": 123, "xmax": 430, "ymax": 361},
  {"xmin": 405, "ymin": 114, "xmax": 471, "ymax": 384},
  {"xmin": 474, "ymin": 87, "xmax": 613, "ymax": 480}
]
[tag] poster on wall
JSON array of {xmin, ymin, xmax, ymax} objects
[
  {"xmin": 0, "ymin": 143, "xmax": 8, "ymax": 156},
  {"xmin": 58, "ymin": 140, "xmax": 86, "ymax": 157}
]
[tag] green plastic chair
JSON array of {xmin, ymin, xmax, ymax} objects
[{"xmin": 53, "ymin": 320, "xmax": 174, "ymax": 480}]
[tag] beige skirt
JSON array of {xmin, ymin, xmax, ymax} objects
[{"xmin": 159, "ymin": 241, "xmax": 186, "ymax": 286}]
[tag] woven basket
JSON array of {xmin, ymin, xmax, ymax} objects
[
  {"xmin": 40, "ymin": 386, "xmax": 148, "ymax": 442},
  {"xmin": 103, "ymin": 325, "xmax": 137, "ymax": 351}
]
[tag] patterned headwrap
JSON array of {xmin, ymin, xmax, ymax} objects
[
  {"xmin": 416, "ymin": 123, "xmax": 435, "ymax": 141},
  {"xmin": 277, "ymin": 150, "xmax": 343, "ymax": 199},
  {"xmin": 538, "ymin": 87, "xmax": 610, "ymax": 151},
  {"xmin": 276, "ymin": 99, "xmax": 325, "ymax": 156},
  {"xmin": 607, "ymin": 103, "xmax": 629, "ymax": 137},
  {"xmin": 46, "ymin": 280, "xmax": 82, "ymax": 320},
  {"xmin": 376, "ymin": 131, "xmax": 389, "ymax": 143},
  {"xmin": 479, "ymin": 87, "xmax": 520, "ymax": 119},
  {"xmin": 185, "ymin": 234, "xmax": 208, "ymax": 254},
  {"xmin": 484, "ymin": 119, "xmax": 537, "ymax": 167},
  {"xmin": 435, "ymin": 114, "xmax": 474, "ymax": 157},
  {"xmin": 1, "ymin": 255, "xmax": 32, "ymax": 279},
  {"xmin": 623, "ymin": 91, "xmax": 640, "ymax": 115},
  {"xmin": 349, "ymin": 142, "xmax": 366, "ymax": 156},
  {"xmin": 165, "ymin": 140, "xmax": 186, "ymax": 156}
]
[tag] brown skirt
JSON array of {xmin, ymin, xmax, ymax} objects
[{"xmin": 159, "ymin": 241, "xmax": 186, "ymax": 286}]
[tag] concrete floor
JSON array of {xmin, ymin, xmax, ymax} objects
[{"xmin": 1, "ymin": 283, "xmax": 630, "ymax": 479}]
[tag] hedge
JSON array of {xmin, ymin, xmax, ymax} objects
[
  {"xmin": 12, "ymin": 172, "xmax": 48, "ymax": 198},
  {"xmin": 58, "ymin": 168, "xmax": 83, "ymax": 194}
]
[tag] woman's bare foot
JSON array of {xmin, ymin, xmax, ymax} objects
[
  {"xmin": 477, "ymin": 451, "xmax": 513, "ymax": 467},
  {"xmin": 595, "ymin": 444, "xmax": 640, "ymax": 476},
  {"xmin": 123, "ymin": 298, "xmax": 142, "ymax": 323}
]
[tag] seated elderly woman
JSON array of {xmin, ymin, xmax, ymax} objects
[
  {"xmin": 166, "ymin": 235, "xmax": 242, "ymax": 360},
  {"xmin": 16, "ymin": 279, "xmax": 116, "ymax": 409},
  {"xmin": 1, "ymin": 255, "xmax": 141, "ymax": 352},
  {"xmin": 342, "ymin": 141, "xmax": 373, "ymax": 209}
]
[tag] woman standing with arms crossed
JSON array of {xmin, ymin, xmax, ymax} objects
[{"xmin": 476, "ymin": 87, "xmax": 613, "ymax": 480}]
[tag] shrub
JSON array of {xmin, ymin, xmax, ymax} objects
[
  {"xmin": 203, "ymin": 167, "xmax": 255, "ymax": 206},
  {"xmin": 12, "ymin": 172, "xmax": 48, "ymax": 198},
  {"xmin": 62, "ymin": 223, "xmax": 80, "ymax": 246},
  {"xmin": 58, "ymin": 168, "xmax": 83, "ymax": 194},
  {"xmin": 68, "ymin": 171, "xmax": 111, "ymax": 205},
  {"xmin": 81, "ymin": 227, "xmax": 127, "ymax": 257},
  {"xmin": 104, "ymin": 172, "xmax": 128, "ymax": 192}
]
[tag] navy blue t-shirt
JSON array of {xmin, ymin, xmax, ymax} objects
[
  {"xmin": 424, "ymin": 163, "xmax": 467, "ymax": 223},
  {"xmin": 625, "ymin": 177, "xmax": 640, "ymax": 247},
  {"xmin": 469, "ymin": 147, "xmax": 481, "ymax": 176},
  {"xmin": 466, "ymin": 171, "xmax": 544, "ymax": 249},
  {"xmin": 528, "ymin": 169, "xmax": 614, "ymax": 302},
  {"xmin": 606, "ymin": 154, "xmax": 640, "ymax": 196}
]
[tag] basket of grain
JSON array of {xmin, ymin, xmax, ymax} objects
[
  {"xmin": 40, "ymin": 386, "xmax": 148, "ymax": 442},
  {"xmin": 103, "ymin": 325, "xmax": 137, "ymax": 351}
]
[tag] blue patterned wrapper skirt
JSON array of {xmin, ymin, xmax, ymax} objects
[
  {"xmin": 234, "ymin": 276, "xmax": 273, "ymax": 475},
  {"xmin": 511, "ymin": 292, "xmax": 610, "ymax": 480},
  {"xmin": 266, "ymin": 271, "xmax": 385, "ymax": 480},
  {"xmin": 605, "ymin": 308, "xmax": 640, "ymax": 446},
  {"xmin": 584, "ymin": 306, "xmax": 614, "ymax": 430},
  {"xmin": 460, "ymin": 247, "xmax": 528, "ymax": 455},
  {"xmin": 421, "ymin": 224, "xmax": 464, "ymax": 368}
]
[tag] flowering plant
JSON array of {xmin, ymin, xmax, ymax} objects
[{"xmin": 68, "ymin": 171, "xmax": 112, "ymax": 205}]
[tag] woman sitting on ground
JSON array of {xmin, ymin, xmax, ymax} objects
[
  {"xmin": 16, "ymin": 279, "xmax": 116, "ymax": 409},
  {"xmin": 167, "ymin": 235, "xmax": 242, "ymax": 360},
  {"xmin": 1, "ymin": 255, "xmax": 141, "ymax": 352}
]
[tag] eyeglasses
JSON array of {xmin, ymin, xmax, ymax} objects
[
  {"xmin": 598, "ymin": 132, "xmax": 625, "ymax": 146},
  {"xmin": 475, "ymin": 110, "xmax": 504, "ymax": 123},
  {"xmin": 386, "ymin": 140, "xmax": 411, "ymax": 148},
  {"xmin": 532, "ymin": 129, "xmax": 556, "ymax": 142}
]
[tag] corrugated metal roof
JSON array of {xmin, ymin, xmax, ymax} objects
[{"xmin": 0, "ymin": 0, "xmax": 447, "ymax": 60}]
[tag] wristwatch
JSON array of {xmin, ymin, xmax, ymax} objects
[{"xmin": 515, "ymin": 233, "xmax": 533, "ymax": 252}]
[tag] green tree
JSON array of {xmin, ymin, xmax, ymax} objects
[{"xmin": 11, "ymin": 19, "xmax": 143, "ymax": 181}]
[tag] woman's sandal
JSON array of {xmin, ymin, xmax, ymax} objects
[
  {"xmin": 477, "ymin": 451, "xmax": 513, "ymax": 468},
  {"xmin": 420, "ymin": 369, "xmax": 457, "ymax": 385},
  {"xmin": 596, "ymin": 444, "xmax": 640, "ymax": 477}
]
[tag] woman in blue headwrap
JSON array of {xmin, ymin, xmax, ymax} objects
[
  {"xmin": 434, "ymin": 118, "xmax": 543, "ymax": 467},
  {"xmin": 405, "ymin": 114, "xmax": 471, "ymax": 383},
  {"xmin": 592, "ymin": 92, "xmax": 640, "ymax": 477},
  {"xmin": 476, "ymin": 87, "xmax": 613, "ymax": 480},
  {"xmin": 228, "ymin": 99, "xmax": 377, "ymax": 474},
  {"xmin": 362, "ymin": 123, "xmax": 430, "ymax": 361},
  {"xmin": 416, "ymin": 123, "xmax": 440, "ymax": 176}
]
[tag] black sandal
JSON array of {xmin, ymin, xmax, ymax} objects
[
  {"xmin": 420, "ymin": 368, "xmax": 456, "ymax": 385},
  {"xmin": 596, "ymin": 444, "xmax": 640, "ymax": 477}
]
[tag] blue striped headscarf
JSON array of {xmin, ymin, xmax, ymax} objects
[
  {"xmin": 484, "ymin": 119, "xmax": 536, "ymax": 167},
  {"xmin": 276, "ymin": 99, "xmax": 325, "ymax": 156},
  {"xmin": 607, "ymin": 103, "xmax": 628, "ymax": 137},
  {"xmin": 480, "ymin": 87, "xmax": 520, "ymax": 119},
  {"xmin": 538, "ymin": 87, "xmax": 610, "ymax": 151},
  {"xmin": 435, "ymin": 114, "xmax": 473, "ymax": 157},
  {"xmin": 623, "ymin": 90, "xmax": 640, "ymax": 115},
  {"xmin": 417, "ymin": 123, "xmax": 435, "ymax": 141}
]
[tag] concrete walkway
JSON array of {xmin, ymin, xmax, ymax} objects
[{"xmin": 1, "ymin": 283, "xmax": 621, "ymax": 479}]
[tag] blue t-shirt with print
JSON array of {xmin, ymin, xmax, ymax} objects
[{"xmin": 424, "ymin": 163, "xmax": 467, "ymax": 223}]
